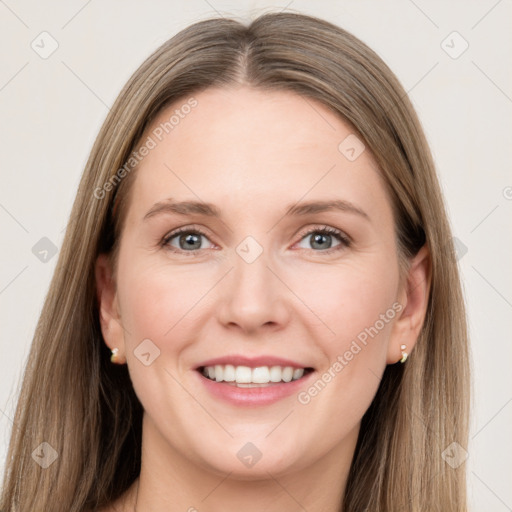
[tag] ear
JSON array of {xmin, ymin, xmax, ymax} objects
[
  {"xmin": 95, "ymin": 253, "xmax": 127, "ymax": 363},
  {"xmin": 387, "ymin": 245, "xmax": 431, "ymax": 364}
]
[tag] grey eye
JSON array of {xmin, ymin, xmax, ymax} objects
[
  {"xmin": 297, "ymin": 231, "xmax": 342, "ymax": 251},
  {"xmin": 167, "ymin": 231, "xmax": 209, "ymax": 251}
]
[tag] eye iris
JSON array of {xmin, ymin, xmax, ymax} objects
[
  {"xmin": 311, "ymin": 232, "xmax": 331, "ymax": 250},
  {"xmin": 170, "ymin": 230, "xmax": 340, "ymax": 252},
  {"xmin": 180, "ymin": 233, "xmax": 201, "ymax": 250}
]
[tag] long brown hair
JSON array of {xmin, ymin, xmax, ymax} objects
[{"xmin": 0, "ymin": 12, "xmax": 469, "ymax": 511}]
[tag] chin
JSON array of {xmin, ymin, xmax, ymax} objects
[{"xmin": 197, "ymin": 441, "xmax": 307, "ymax": 479}]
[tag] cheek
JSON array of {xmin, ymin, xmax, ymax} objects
[
  {"xmin": 288, "ymin": 257, "xmax": 399, "ymax": 351},
  {"xmin": 115, "ymin": 261, "xmax": 210, "ymax": 410},
  {"xmin": 117, "ymin": 254, "xmax": 221, "ymax": 359},
  {"xmin": 291, "ymin": 261, "xmax": 399, "ymax": 428}
]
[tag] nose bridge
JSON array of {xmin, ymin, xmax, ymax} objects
[
  {"xmin": 233, "ymin": 240, "xmax": 271, "ymax": 296},
  {"xmin": 217, "ymin": 235, "xmax": 289, "ymax": 331}
]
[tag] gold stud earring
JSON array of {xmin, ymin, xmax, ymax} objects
[
  {"xmin": 400, "ymin": 344, "xmax": 408, "ymax": 363},
  {"xmin": 111, "ymin": 347, "xmax": 120, "ymax": 364}
]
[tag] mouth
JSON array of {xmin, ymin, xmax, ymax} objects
[{"xmin": 197, "ymin": 364, "xmax": 315, "ymax": 388}]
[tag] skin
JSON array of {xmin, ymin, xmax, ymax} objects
[{"xmin": 95, "ymin": 86, "xmax": 430, "ymax": 512}]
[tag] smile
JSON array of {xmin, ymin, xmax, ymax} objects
[
  {"xmin": 199, "ymin": 364, "xmax": 314, "ymax": 387},
  {"xmin": 195, "ymin": 364, "xmax": 316, "ymax": 406}
]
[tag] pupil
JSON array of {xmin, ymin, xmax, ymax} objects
[
  {"xmin": 181, "ymin": 233, "xmax": 201, "ymax": 250},
  {"xmin": 312, "ymin": 233, "xmax": 331, "ymax": 250}
]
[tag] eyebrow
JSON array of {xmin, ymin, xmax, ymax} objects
[{"xmin": 143, "ymin": 198, "xmax": 370, "ymax": 222}]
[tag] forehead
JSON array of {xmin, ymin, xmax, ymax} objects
[{"xmin": 125, "ymin": 86, "xmax": 390, "ymax": 224}]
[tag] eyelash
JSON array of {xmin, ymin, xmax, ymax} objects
[{"xmin": 160, "ymin": 225, "xmax": 351, "ymax": 257}]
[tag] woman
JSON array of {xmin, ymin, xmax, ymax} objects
[{"xmin": 0, "ymin": 12, "xmax": 469, "ymax": 512}]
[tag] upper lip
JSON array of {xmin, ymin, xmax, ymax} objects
[{"xmin": 195, "ymin": 355, "xmax": 313, "ymax": 370}]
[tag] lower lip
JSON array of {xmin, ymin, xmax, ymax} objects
[{"xmin": 196, "ymin": 370, "xmax": 315, "ymax": 406}]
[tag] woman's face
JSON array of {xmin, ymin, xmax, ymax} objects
[{"xmin": 97, "ymin": 86, "xmax": 419, "ymax": 479}]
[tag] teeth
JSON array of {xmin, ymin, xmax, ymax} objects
[
  {"xmin": 282, "ymin": 367, "xmax": 293, "ymax": 382},
  {"xmin": 214, "ymin": 365, "xmax": 224, "ymax": 382},
  {"xmin": 269, "ymin": 366, "xmax": 282, "ymax": 382},
  {"xmin": 293, "ymin": 368, "xmax": 304, "ymax": 380},
  {"xmin": 252, "ymin": 366, "xmax": 270, "ymax": 383},
  {"xmin": 223, "ymin": 364, "xmax": 235, "ymax": 382},
  {"xmin": 236, "ymin": 366, "xmax": 252, "ymax": 383},
  {"xmin": 201, "ymin": 364, "xmax": 306, "ymax": 384}
]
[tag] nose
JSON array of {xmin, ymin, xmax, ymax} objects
[{"xmin": 216, "ymin": 246, "xmax": 291, "ymax": 334}]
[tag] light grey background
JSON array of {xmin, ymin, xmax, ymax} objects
[{"xmin": 1, "ymin": 1, "xmax": 511, "ymax": 510}]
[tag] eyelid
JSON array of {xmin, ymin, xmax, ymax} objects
[
  {"xmin": 295, "ymin": 224, "xmax": 351, "ymax": 244},
  {"xmin": 292, "ymin": 225, "xmax": 351, "ymax": 254},
  {"xmin": 160, "ymin": 225, "xmax": 217, "ymax": 253}
]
